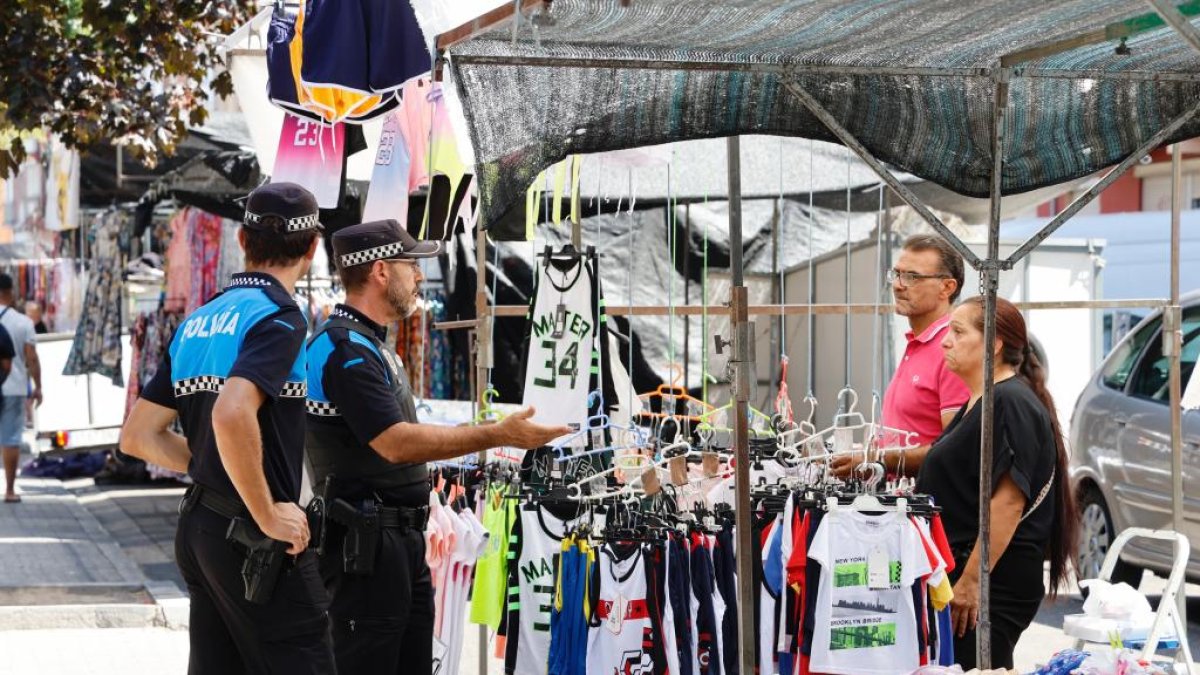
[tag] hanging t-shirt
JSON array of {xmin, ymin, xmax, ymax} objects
[
  {"xmin": 712, "ymin": 528, "xmax": 740, "ymax": 675},
  {"xmin": 690, "ymin": 533, "xmax": 722, "ymax": 675},
  {"xmin": 807, "ymin": 509, "xmax": 932, "ymax": 675},
  {"xmin": 587, "ymin": 542, "xmax": 666, "ymax": 675},
  {"xmin": 470, "ymin": 486, "xmax": 515, "ymax": 630},
  {"xmin": 361, "ymin": 110, "xmax": 412, "ymax": 224}
]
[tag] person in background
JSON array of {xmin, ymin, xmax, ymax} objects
[
  {"xmin": 0, "ymin": 275, "xmax": 40, "ymax": 503},
  {"xmin": 916, "ymin": 296, "xmax": 1077, "ymax": 670},
  {"xmin": 24, "ymin": 301, "xmax": 48, "ymax": 335},
  {"xmin": 832, "ymin": 233, "xmax": 969, "ymax": 477}
]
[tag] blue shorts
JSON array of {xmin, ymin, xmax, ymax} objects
[
  {"xmin": 300, "ymin": 0, "xmax": 428, "ymax": 95},
  {"xmin": 0, "ymin": 396, "xmax": 24, "ymax": 447}
]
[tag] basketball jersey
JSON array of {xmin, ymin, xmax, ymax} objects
[
  {"xmin": 521, "ymin": 256, "xmax": 598, "ymax": 446},
  {"xmin": 587, "ymin": 542, "xmax": 662, "ymax": 675},
  {"xmin": 361, "ymin": 110, "xmax": 412, "ymax": 223},
  {"xmin": 506, "ymin": 505, "xmax": 589, "ymax": 675}
]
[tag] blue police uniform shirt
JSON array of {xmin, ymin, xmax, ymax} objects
[
  {"xmin": 307, "ymin": 303, "xmax": 408, "ymax": 446},
  {"xmin": 140, "ymin": 272, "xmax": 309, "ymax": 503}
]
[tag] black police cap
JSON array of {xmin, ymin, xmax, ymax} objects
[
  {"xmin": 333, "ymin": 219, "xmax": 441, "ymax": 268},
  {"xmin": 243, "ymin": 182, "xmax": 322, "ymax": 233}
]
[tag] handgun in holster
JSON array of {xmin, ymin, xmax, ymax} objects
[
  {"xmin": 225, "ymin": 517, "xmax": 289, "ymax": 604},
  {"xmin": 306, "ymin": 476, "xmax": 334, "ymax": 557},
  {"xmin": 328, "ymin": 498, "xmax": 380, "ymax": 575}
]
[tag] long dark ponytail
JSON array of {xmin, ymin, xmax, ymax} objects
[{"xmin": 965, "ymin": 296, "xmax": 1078, "ymax": 598}]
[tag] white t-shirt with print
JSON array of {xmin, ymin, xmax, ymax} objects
[
  {"xmin": 808, "ymin": 509, "xmax": 932, "ymax": 675},
  {"xmin": 0, "ymin": 306, "xmax": 35, "ymax": 397}
]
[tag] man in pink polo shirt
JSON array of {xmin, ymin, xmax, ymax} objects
[{"xmin": 834, "ymin": 233, "xmax": 969, "ymax": 477}]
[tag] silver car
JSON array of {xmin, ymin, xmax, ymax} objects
[{"xmin": 1070, "ymin": 290, "xmax": 1200, "ymax": 586}]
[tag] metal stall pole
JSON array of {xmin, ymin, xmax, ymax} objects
[
  {"xmin": 976, "ymin": 66, "xmax": 1011, "ymax": 669},
  {"xmin": 727, "ymin": 135, "xmax": 758, "ymax": 675},
  {"xmin": 474, "ymin": 224, "xmax": 490, "ymax": 675},
  {"xmin": 1168, "ymin": 145, "xmax": 1186, "ymax": 626}
]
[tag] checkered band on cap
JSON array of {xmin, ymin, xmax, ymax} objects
[
  {"xmin": 306, "ymin": 400, "xmax": 341, "ymax": 417},
  {"xmin": 228, "ymin": 276, "xmax": 273, "ymax": 288},
  {"xmin": 339, "ymin": 242, "xmax": 406, "ymax": 268},
  {"xmin": 245, "ymin": 210, "xmax": 321, "ymax": 233},
  {"xmin": 174, "ymin": 375, "xmax": 225, "ymax": 397}
]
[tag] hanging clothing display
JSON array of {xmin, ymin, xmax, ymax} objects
[
  {"xmin": 64, "ymin": 210, "xmax": 127, "ymax": 386},
  {"xmin": 0, "ymin": 259, "xmax": 86, "ymax": 333},
  {"xmin": 460, "ymin": 455, "xmax": 958, "ymax": 675},
  {"xmin": 393, "ymin": 287, "xmax": 467, "ymax": 401},
  {"xmin": 586, "ymin": 541, "xmax": 669, "ymax": 675},
  {"xmin": 505, "ymin": 503, "xmax": 594, "ymax": 675},
  {"xmin": 265, "ymin": 0, "xmax": 424, "ymax": 125},
  {"xmin": 124, "ymin": 309, "xmax": 184, "ymax": 419},
  {"xmin": 125, "ymin": 309, "xmax": 187, "ymax": 481},
  {"xmin": 427, "ymin": 488, "xmax": 489, "ymax": 675},
  {"xmin": 519, "ymin": 248, "xmax": 616, "ymax": 446},
  {"xmin": 162, "ymin": 207, "xmax": 245, "ymax": 313}
]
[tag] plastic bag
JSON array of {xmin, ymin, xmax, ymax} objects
[{"xmin": 1078, "ymin": 579, "xmax": 1154, "ymax": 621}]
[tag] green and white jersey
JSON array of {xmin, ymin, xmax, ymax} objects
[
  {"xmin": 504, "ymin": 504, "xmax": 593, "ymax": 675},
  {"xmin": 521, "ymin": 256, "xmax": 598, "ymax": 447}
]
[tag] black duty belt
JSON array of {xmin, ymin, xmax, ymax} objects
[
  {"xmin": 375, "ymin": 504, "xmax": 429, "ymax": 531},
  {"xmin": 182, "ymin": 484, "xmax": 248, "ymax": 520}
]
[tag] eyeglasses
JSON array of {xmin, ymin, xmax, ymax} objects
[
  {"xmin": 389, "ymin": 259, "xmax": 421, "ymax": 270},
  {"xmin": 886, "ymin": 269, "xmax": 949, "ymax": 287}
]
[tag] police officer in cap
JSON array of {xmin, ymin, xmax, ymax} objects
[
  {"xmin": 306, "ymin": 219, "xmax": 569, "ymax": 674},
  {"xmin": 122, "ymin": 183, "xmax": 335, "ymax": 674}
]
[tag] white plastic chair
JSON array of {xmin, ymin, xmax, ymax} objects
[{"xmin": 1070, "ymin": 527, "xmax": 1194, "ymax": 674}]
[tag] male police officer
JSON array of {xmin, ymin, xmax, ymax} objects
[
  {"xmin": 306, "ymin": 219, "xmax": 569, "ymax": 674},
  {"xmin": 122, "ymin": 183, "xmax": 335, "ymax": 674}
]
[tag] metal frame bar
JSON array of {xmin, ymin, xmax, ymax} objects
[
  {"xmin": 436, "ymin": 0, "xmax": 548, "ymax": 51},
  {"xmin": 435, "ymin": 299, "xmax": 1172, "ymax": 330},
  {"xmin": 975, "ymin": 66, "xmax": 1011, "ymax": 668},
  {"xmin": 1005, "ymin": 97, "xmax": 1200, "ymax": 265},
  {"xmin": 1148, "ymin": 0, "xmax": 1200, "ymax": 53},
  {"xmin": 447, "ymin": 53, "xmax": 1200, "ymax": 82},
  {"xmin": 1153, "ymin": 0, "xmax": 1200, "ymax": 635},
  {"xmin": 1168, "ymin": 145, "xmax": 1188, "ymax": 632},
  {"xmin": 727, "ymin": 136, "xmax": 758, "ymax": 675}
]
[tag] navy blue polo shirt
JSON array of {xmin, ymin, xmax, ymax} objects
[
  {"xmin": 306, "ymin": 304, "xmax": 407, "ymax": 445},
  {"xmin": 140, "ymin": 272, "xmax": 309, "ymax": 503}
]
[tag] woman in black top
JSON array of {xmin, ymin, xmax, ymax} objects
[{"xmin": 915, "ymin": 296, "xmax": 1078, "ymax": 669}]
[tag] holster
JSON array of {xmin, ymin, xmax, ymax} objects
[
  {"xmin": 225, "ymin": 517, "xmax": 289, "ymax": 604},
  {"xmin": 329, "ymin": 498, "xmax": 380, "ymax": 575}
]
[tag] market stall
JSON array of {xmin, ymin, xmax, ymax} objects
[{"xmin": 432, "ymin": 1, "xmax": 1200, "ymax": 671}]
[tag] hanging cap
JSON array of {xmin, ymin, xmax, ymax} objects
[
  {"xmin": 243, "ymin": 182, "xmax": 322, "ymax": 233},
  {"xmin": 332, "ymin": 219, "xmax": 442, "ymax": 268}
]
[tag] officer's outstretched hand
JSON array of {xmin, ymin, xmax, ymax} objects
[
  {"xmin": 261, "ymin": 501, "xmax": 311, "ymax": 555},
  {"xmin": 497, "ymin": 407, "xmax": 572, "ymax": 450}
]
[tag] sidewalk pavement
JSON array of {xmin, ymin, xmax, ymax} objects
[{"xmin": 0, "ymin": 472, "xmax": 187, "ymax": 632}]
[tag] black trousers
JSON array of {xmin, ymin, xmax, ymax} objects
[
  {"xmin": 319, "ymin": 523, "xmax": 435, "ymax": 675},
  {"xmin": 175, "ymin": 505, "xmax": 336, "ymax": 675},
  {"xmin": 949, "ymin": 545, "xmax": 1045, "ymax": 670}
]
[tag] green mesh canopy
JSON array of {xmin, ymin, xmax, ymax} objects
[{"xmin": 442, "ymin": 0, "xmax": 1200, "ymax": 233}]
